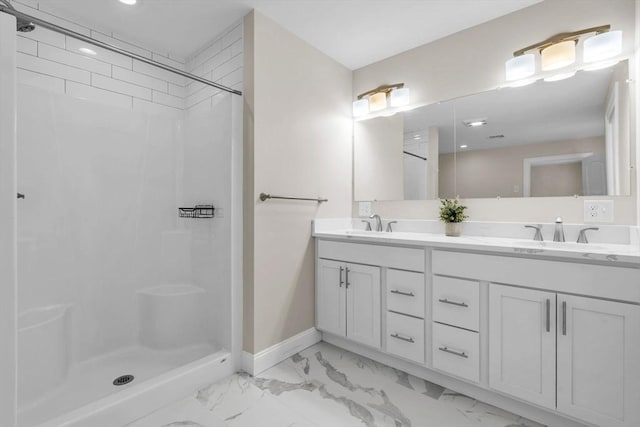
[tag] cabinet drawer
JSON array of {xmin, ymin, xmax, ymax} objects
[
  {"xmin": 433, "ymin": 276, "xmax": 479, "ymax": 331},
  {"xmin": 387, "ymin": 269, "xmax": 425, "ymax": 318},
  {"xmin": 386, "ymin": 311, "xmax": 424, "ymax": 364},
  {"xmin": 433, "ymin": 322, "xmax": 479, "ymax": 383},
  {"xmin": 318, "ymin": 240, "xmax": 424, "ymax": 272}
]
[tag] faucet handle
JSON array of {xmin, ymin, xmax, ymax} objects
[
  {"xmin": 577, "ymin": 227, "xmax": 599, "ymax": 244},
  {"xmin": 361, "ymin": 220, "xmax": 372, "ymax": 231},
  {"xmin": 385, "ymin": 221, "xmax": 398, "ymax": 233},
  {"xmin": 524, "ymin": 224, "xmax": 544, "ymax": 241}
]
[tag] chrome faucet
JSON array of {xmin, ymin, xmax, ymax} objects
[
  {"xmin": 524, "ymin": 224, "xmax": 544, "ymax": 241},
  {"xmin": 577, "ymin": 227, "xmax": 599, "ymax": 244},
  {"xmin": 369, "ymin": 214, "xmax": 383, "ymax": 232},
  {"xmin": 361, "ymin": 220, "xmax": 372, "ymax": 231},
  {"xmin": 386, "ymin": 221, "xmax": 398, "ymax": 232},
  {"xmin": 553, "ymin": 217, "xmax": 565, "ymax": 242}
]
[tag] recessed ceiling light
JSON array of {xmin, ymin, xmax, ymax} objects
[
  {"xmin": 413, "ymin": 135, "xmax": 421, "ymax": 140},
  {"xmin": 463, "ymin": 119, "xmax": 487, "ymax": 127},
  {"xmin": 119, "ymin": 0, "xmax": 137, "ymax": 5},
  {"xmin": 459, "ymin": 145, "xmax": 468, "ymax": 149},
  {"xmin": 79, "ymin": 47, "xmax": 97, "ymax": 56}
]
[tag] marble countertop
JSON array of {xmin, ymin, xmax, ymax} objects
[{"xmin": 313, "ymin": 227, "xmax": 640, "ymax": 265}]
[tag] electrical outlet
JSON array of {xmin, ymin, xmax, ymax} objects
[
  {"xmin": 584, "ymin": 200, "xmax": 614, "ymax": 223},
  {"xmin": 358, "ymin": 202, "xmax": 372, "ymax": 217}
]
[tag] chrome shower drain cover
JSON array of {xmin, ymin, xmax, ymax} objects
[{"xmin": 113, "ymin": 374, "xmax": 134, "ymax": 386}]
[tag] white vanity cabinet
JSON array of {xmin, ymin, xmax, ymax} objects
[
  {"xmin": 316, "ymin": 240, "xmax": 425, "ymax": 353},
  {"xmin": 489, "ymin": 285, "xmax": 557, "ymax": 409},
  {"xmin": 316, "ymin": 258, "xmax": 381, "ymax": 348},
  {"xmin": 556, "ymin": 295, "xmax": 640, "ymax": 427},
  {"xmin": 490, "ymin": 284, "xmax": 640, "ymax": 426}
]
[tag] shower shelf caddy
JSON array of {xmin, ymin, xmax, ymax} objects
[{"xmin": 178, "ymin": 205, "xmax": 215, "ymax": 219}]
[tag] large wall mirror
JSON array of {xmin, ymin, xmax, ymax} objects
[{"xmin": 354, "ymin": 60, "xmax": 632, "ymax": 201}]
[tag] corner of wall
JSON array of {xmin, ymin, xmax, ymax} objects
[{"xmin": 242, "ymin": 10, "xmax": 255, "ymax": 354}]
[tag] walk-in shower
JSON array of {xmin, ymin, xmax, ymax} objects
[{"xmin": 0, "ymin": 2, "xmax": 242, "ymax": 426}]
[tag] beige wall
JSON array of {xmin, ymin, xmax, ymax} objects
[
  {"xmin": 439, "ymin": 137, "xmax": 605, "ymax": 198},
  {"xmin": 243, "ymin": 12, "xmax": 352, "ymax": 353},
  {"xmin": 353, "ymin": 0, "xmax": 638, "ymax": 225},
  {"xmin": 531, "ymin": 163, "xmax": 582, "ymax": 197}
]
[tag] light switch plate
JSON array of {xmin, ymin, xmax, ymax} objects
[
  {"xmin": 358, "ymin": 202, "xmax": 372, "ymax": 217},
  {"xmin": 584, "ymin": 200, "xmax": 614, "ymax": 223}
]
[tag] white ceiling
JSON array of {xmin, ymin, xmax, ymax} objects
[{"xmin": 30, "ymin": 0, "xmax": 541, "ymax": 69}]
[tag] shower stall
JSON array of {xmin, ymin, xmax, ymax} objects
[{"xmin": 0, "ymin": 4, "xmax": 242, "ymax": 427}]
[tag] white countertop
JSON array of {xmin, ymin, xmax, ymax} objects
[{"xmin": 312, "ymin": 220, "xmax": 640, "ymax": 265}]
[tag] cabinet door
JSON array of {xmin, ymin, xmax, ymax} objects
[
  {"xmin": 557, "ymin": 295, "xmax": 640, "ymax": 427},
  {"xmin": 489, "ymin": 284, "xmax": 556, "ymax": 409},
  {"xmin": 316, "ymin": 259, "xmax": 346, "ymax": 337},
  {"xmin": 346, "ymin": 263, "xmax": 381, "ymax": 349}
]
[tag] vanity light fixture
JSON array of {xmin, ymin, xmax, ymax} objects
[
  {"xmin": 459, "ymin": 145, "xmax": 468, "ymax": 149},
  {"xmin": 119, "ymin": 0, "xmax": 137, "ymax": 5},
  {"xmin": 505, "ymin": 25, "xmax": 622, "ymax": 82},
  {"xmin": 352, "ymin": 83, "xmax": 410, "ymax": 117}
]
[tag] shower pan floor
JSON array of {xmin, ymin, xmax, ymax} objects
[{"xmin": 19, "ymin": 343, "xmax": 219, "ymax": 427}]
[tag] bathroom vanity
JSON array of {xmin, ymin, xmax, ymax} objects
[{"xmin": 313, "ymin": 220, "xmax": 640, "ymax": 427}]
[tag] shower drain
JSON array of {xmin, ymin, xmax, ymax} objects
[{"xmin": 113, "ymin": 374, "xmax": 135, "ymax": 386}]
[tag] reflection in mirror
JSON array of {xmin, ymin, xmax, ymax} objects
[
  {"xmin": 453, "ymin": 60, "xmax": 630, "ymax": 199},
  {"xmin": 353, "ymin": 59, "xmax": 632, "ymax": 201}
]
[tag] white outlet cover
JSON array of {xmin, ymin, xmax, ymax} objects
[
  {"xmin": 584, "ymin": 200, "xmax": 614, "ymax": 223},
  {"xmin": 358, "ymin": 202, "xmax": 372, "ymax": 217}
]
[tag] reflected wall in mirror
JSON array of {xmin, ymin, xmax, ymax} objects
[{"xmin": 353, "ymin": 60, "xmax": 632, "ymax": 201}]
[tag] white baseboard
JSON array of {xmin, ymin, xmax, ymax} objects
[{"xmin": 242, "ymin": 327, "xmax": 321, "ymax": 375}]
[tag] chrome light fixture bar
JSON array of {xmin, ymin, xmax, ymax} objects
[
  {"xmin": 0, "ymin": 2, "xmax": 242, "ymax": 96},
  {"xmin": 505, "ymin": 24, "xmax": 623, "ymax": 84},
  {"xmin": 353, "ymin": 83, "xmax": 410, "ymax": 117}
]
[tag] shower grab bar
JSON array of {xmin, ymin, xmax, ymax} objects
[
  {"xmin": 0, "ymin": 4, "xmax": 242, "ymax": 97},
  {"xmin": 259, "ymin": 193, "xmax": 328, "ymax": 203}
]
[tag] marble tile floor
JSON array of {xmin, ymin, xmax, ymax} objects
[{"xmin": 126, "ymin": 342, "xmax": 545, "ymax": 427}]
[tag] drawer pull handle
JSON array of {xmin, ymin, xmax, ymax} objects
[
  {"xmin": 390, "ymin": 289, "xmax": 415, "ymax": 297},
  {"xmin": 438, "ymin": 346, "xmax": 468, "ymax": 359},
  {"xmin": 438, "ymin": 298, "xmax": 468, "ymax": 308},
  {"xmin": 390, "ymin": 333, "xmax": 415, "ymax": 343},
  {"xmin": 339, "ymin": 266, "xmax": 344, "ymax": 288}
]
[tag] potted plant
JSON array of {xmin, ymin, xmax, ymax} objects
[{"xmin": 439, "ymin": 198, "xmax": 468, "ymax": 237}]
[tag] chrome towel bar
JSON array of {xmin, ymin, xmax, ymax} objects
[{"xmin": 259, "ymin": 193, "xmax": 328, "ymax": 203}]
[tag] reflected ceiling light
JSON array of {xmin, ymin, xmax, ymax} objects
[
  {"xmin": 463, "ymin": 118, "xmax": 487, "ymax": 127},
  {"xmin": 505, "ymin": 25, "xmax": 621, "ymax": 82},
  {"xmin": 459, "ymin": 145, "xmax": 468, "ymax": 149},
  {"xmin": 119, "ymin": 0, "xmax": 137, "ymax": 5},
  {"xmin": 544, "ymin": 71, "xmax": 576, "ymax": 82},
  {"xmin": 79, "ymin": 47, "xmax": 97, "ymax": 56},
  {"xmin": 352, "ymin": 83, "xmax": 409, "ymax": 117}
]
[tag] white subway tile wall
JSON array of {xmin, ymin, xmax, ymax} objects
[
  {"xmin": 185, "ymin": 22, "xmax": 243, "ymax": 110},
  {"xmin": 12, "ymin": 1, "xmax": 243, "ymax": 112}
]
